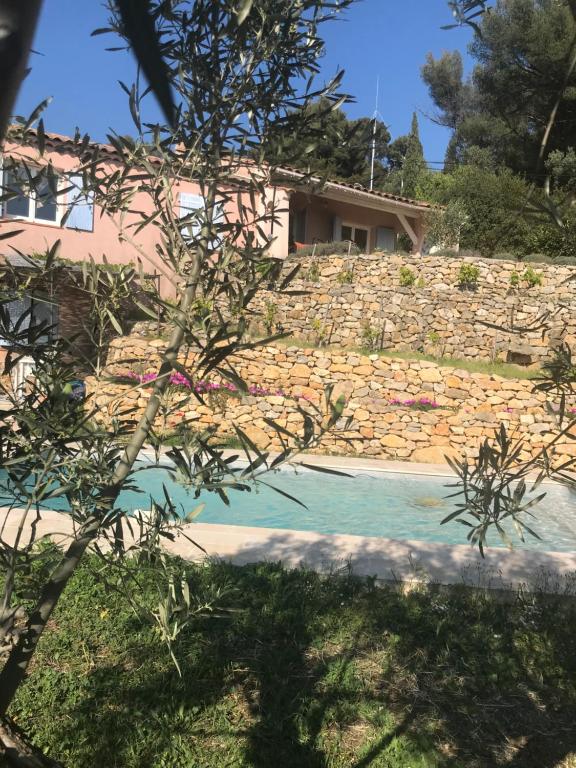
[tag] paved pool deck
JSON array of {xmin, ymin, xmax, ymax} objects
[{"xmin": 2, "ymin": 452, "xmax": 575, "ymax": 591}]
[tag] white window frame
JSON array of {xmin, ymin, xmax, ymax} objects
[
  {"xmin": 341, "ymin": 222, "xmax": 370, "ymax": 254},
  {"xmin": 1, "ymin": 164, "xmax": 63, "ymax": 227}
]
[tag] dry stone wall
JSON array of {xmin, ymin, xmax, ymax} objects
[
  {"xmin": 246, "ymin": 253, "xmax": 576, "ymax": 365},
  {"xmin": 88, "ymin": 336, "xmax": 576, "ymax": 465}
]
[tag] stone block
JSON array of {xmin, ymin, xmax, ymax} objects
[
  {"xmin": 380, "ymin": 434, "xmax": 407, "ymax": 448},
  {"xmin": 411, "ymin": 446, "xmax": 461, "ymax": 463}
]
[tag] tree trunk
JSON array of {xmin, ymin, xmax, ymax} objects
[{"xmin": 0, "ymin": 715, "xmax": 63, "ymax": 767}]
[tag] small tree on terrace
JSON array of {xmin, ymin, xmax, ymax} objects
[{"xmin": 0, "ymin": 1, "xmax": 354, "ymax": 763}]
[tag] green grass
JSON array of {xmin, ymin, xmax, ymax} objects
[{"xmin": 9, "ymin": 555, "xmax": 576, "ymax": 768}]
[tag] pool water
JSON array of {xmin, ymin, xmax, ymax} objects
[
  {"xmin": 115, "ymin": 463, "xmax": 576, "ymax": 552},
  {"xmin": 2, "ymin": 464, "xmax": 576, "ymax": 552}
]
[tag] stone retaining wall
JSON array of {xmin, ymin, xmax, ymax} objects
[
  {"xmin": 88, "ymin": 336, "xmax": 576, "ymax": 465},
  {"xmin": 245, "ymin": 253, "xmax": 576, "ymax": 364}
]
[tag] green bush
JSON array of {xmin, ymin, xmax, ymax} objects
[
  {"xmin": 396, "ymin": 232, "xmax": 413, "ymax": 253},
  {"xmin": 263, "ymin": 301, "xmax": 278, "ymax": 334},
  {"xmin": 336, "ymin": 269, "xmax": 354, "ymax": 285},
  {"xmin": 310, "ymin": 317, "xmax": 328, "ymax": 345},
  {"xmin": 522, "ymin": 253, "xmax": 576, "ymax": 265},
  {"xmin": 399, "ymin": 266, "xmax": 416, "ymax": 287},
  {"xmin": 523, "ymin": 215, "xmax": 576, "ymax": 261},
  {"xmin": 457, "ymin": 262, "xmax": 480, "ymax": 288},
  {"xmin": 306, "ymin": 262, "xmax": 320, "ymax": 282},
  {"xmin": 509, "ymin": 271, "xmax": 520, "ymax": 287},
  {"xmin": 523, "ymin": 266, "xmax": 543, "ymax": 287},
  {"xmin": 417, "ymin": 164, "xmax": 533, "ymax": 256},
  {"xmin": 361, "ymin": 321, "xmax": 380, "ymax": 351}
]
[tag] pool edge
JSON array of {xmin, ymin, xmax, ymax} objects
[{"xmin": 4, "ymin": 507, "xmax": 572, "ymax": 594}]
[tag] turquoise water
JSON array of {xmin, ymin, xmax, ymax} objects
[
  {"xmin": 3, "ymin": 463, "xmax": 576, "ymax": 551},
  {"xmin": 115, "ymin": 463, "xmax": 576, "ymax": 552}
]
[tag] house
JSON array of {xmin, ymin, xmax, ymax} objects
[
  {"xmin": 0, "ymin": 129, "xmax": 434, "ymax": 397},
  {"xmin": 0, "ymin": 130, "xmax": 433, "ymax": 290},
  {"xmin": 0, "ymin": 129, "xmax": 210, "ymax": 298},
  {"xmin": 266, "ymin": 167, "xmax": 432, "ymax": 258}
]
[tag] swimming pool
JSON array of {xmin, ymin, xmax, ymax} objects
[
  {"xmin": 115, "ymin": 462, "xmax": 576, "ymax": 552},
  {"xmin": 2, "ymin": 463, "xmax": 575, "ymax": 552}
]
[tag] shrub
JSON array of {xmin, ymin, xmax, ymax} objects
[
  {"xmin": 193, "ymin": 297, "xmax": 213, "ymax": 319},
  {"xmin": 361, "ymin": 321, "xmax": 381, "ymax": 351},
  {"xmin": 457, "ymin": 262, "xmax": 480, "ymax": 288},
  {"xmin": 523, "ymin": 266, "xmax": 543, "ymax": 287},
  {"xmin": 306, "ymin": 262, "xmax": 320, "ymax": 282},
  {"xmin": 415, "ymin": 276, "xmax": 426, "ymax": 288},
  {"xmin": 263, "ymin": 301, "xmax": 278, "ymax": 334},
  {"xmin": 397, "ymin": 232, "xmax": 413, "ymax": 253},
  {"xmin": 424, "ymin": 200, "xmax": 469, "ymax": 250},
  {"xmin": 399, "ymin": 266, "xmax": 416, "ymax": 287},
  {"xmin": 310, "ymin": 317, "xmax": 328, "ymax": 345},
  {"xmin": 429, "ymin": 248, "xmax": 460, "ymax": 258},
  {"xmin": 509, "ymin": 271, "xmax": 520, "ymax": 287},
  {"xmin": 336, "ymin": 269, "xmax": 354, "ymax": 285},
  {"xmin": 522, "ymin": 253, "xmax": 576, "ymax": 265},
  {"xmin": 523, "ymin": 215, "xmax": 576, "ymax": 261}
]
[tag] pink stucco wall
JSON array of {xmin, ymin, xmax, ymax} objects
[{"xmin": 0, "ymin": 141, "xmax": 264, "ymax": 295}]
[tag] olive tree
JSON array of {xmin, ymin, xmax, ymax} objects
[{"xmin": 0, "ymin": 1, "xmax": 354, "ymax": 764}]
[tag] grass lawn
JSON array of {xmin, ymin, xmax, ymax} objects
[{"xmin": 9, "ymin": 556, "xmax": 576, "ymax": 768}]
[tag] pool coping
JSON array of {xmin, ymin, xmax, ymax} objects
[
  {"xmin": 172, "ymin": 522, "xmax": 576, "ymax": 592},
  {"xmin": 138, "ymin": 447, "xmax": 459, "ymax": 477},
  {"xmin": 2, "ymin": 452, "xmax": 573, "ymax": 593},
  {"xmin": 2, "ymin": 509, "xmax": 575, "ymax": 594},
  {"xmin": 138, "ymin": 447, "xmax": 563, "ymax": 485}
]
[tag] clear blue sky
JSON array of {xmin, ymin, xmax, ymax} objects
[{"xmin": 15, "ymin": 0, "xmax": 473, "ymax": 165}]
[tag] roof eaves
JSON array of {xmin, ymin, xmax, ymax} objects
[{"xmin": 273, "ymin": 166, "xmax": 433, "ymax": 210}]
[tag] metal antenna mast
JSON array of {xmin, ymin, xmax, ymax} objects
[{"xmin": 369, "ymin": 76, "xmax": 380, "ymax": 191}]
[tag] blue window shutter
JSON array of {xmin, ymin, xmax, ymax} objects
[
  {"xmin": 332, "ymin": 216, "xmax": 342, "ymax": 241},
  {"xmin": 376, "ymin": 227, "xmax": 396, "ymax": 252},
  {"xmin": 66, "ymin": 174, "xmax": 94, "ymax": 231},
  {"xmin": 179, "ymin": 192, "xmax": 204, "ymax": 239}
]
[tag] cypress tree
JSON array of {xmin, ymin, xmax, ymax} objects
[{"xmin": 402, "ymin": 112, "xmax": 426, "ymax": 197}]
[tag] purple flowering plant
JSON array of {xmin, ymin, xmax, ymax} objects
[{"xmin": 121, "ymin": 371, "xmax": 311, "ymax": 402}]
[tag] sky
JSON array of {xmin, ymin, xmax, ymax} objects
[{"xmin": 15, "ymin": 0, "xmax": 474, "ymax": 165}]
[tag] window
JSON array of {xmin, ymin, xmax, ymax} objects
[
  {"xmin": 179, "ymin": 192, "xmax": 205, "ymax": 240},
  {"xmin": 375, "ymin": 227, "xmax": 396, "ymax": 252},
  {"xmin": 1, "ymin": 165, "xmax": 95, "ymax": 231},
  {"xmin": 341, "ymin": 224, "xmax": 369, "ymax": 253},
  {"xmin": 2, "ymin": 166, "xmax": 60, "ymax": 225},
  {"xmin": 0, "ymin": 296, "xmax": 59, "ymax": 347},
  {"xmin": 179, "ymin": 192, "xmax": 224, "ymax": 248}
]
